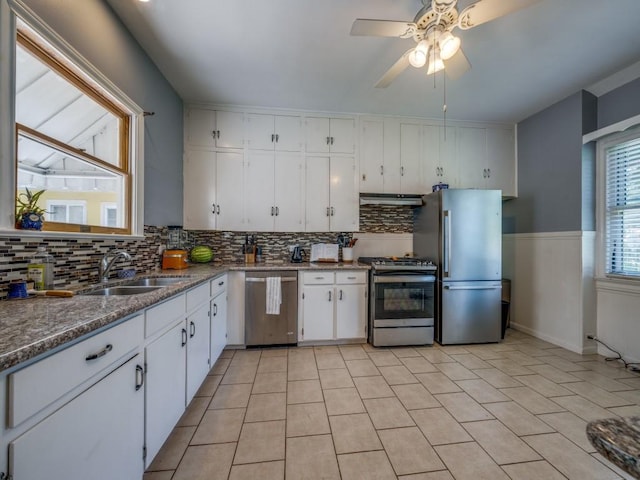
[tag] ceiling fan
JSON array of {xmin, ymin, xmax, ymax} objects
[{"xmin": 351, "ymin": 0, "xmax": 541, "ymax": 87}]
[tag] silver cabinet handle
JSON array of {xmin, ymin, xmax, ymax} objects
[
  {"xmin": 339, "ymin": 289, "xmax": 343, "ymax": 300},
  {"xmin": 85, "ymin": 344, "xmax": 112, "ymax": 361},
  {"xmin": 330, "ymin": 207, "xmax": 335, "ymax": 216},
  {"xmin": 213, "ymin": 303, "xmax": 218, "ymax": 316},
  {"xmin": 211, "ymin": 130, "xmax": 216, "ymax": 140},
  {"xmin": 212, "ymin": 203, "xmax": 216, "ymax": 214},
  {"xmin": 328, "ymin": 290, "xmax": 332, "ymax": 301},
  {"xmin": 326, "ymin": 136, "xmax": 330, "ymax": 145},
  {"xmin": 347, "ymin": 276, "xmax": 357, "ymax": 280},
  {"xmin": 483, "ymin": 168, "xmax": 487, "ymax": 178},
  {"xmin": 326, "ymin": 207, "xmax": 330, "ymax": 217},
  {"xmin": 271, "ymin": 134, "xmax": 275, "ymax": 143},
  {"xmin": 401, "ymin": 166, "xmax": 404, "ymax": 176},
  {"xmin": 330, "ymin": 136, "xmax": 334, "ymax": 145},
  {"xmin": 315, "ymin": 276, "xmax": 325, "ymax": 280},
  {"xmin": 380, "ymin": 165, "xmax": 384, "ymax": 175},
  {"xmin": 135, "ymin": 364, "xmax": 144, "ymax": 391},
  {"xmin": 275, "ymin": 206, "xmax": 279, "ymax": 216},
  {"xmin": 181, "ymin": 328, "xmax": 187, "ymax": 347},
  {"xmin": 275, "ymin": 134, "xmax": 279, "ymax": 143},
  {"xmin": 217, "ymin": 205, "xmax": 220, "ymax": 215},
  {"xmin": 216, "ymin": 130, "xmax": 220, "ymax": 139},
  {"xmin": 487, "ymin": 168, "xmax": 491, "ymax": 177},
  {"xmin": 189, "ymin": 321, "xmax": 196, "ymax": 338},
  {"xmin": 271, "ymin": 206, "xmax": 275, "ymax": 216}
]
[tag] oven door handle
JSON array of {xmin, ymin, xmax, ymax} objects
[
  {"xmin": 374, "ymin": 275, "xmax": 436, "ymax": 283},
  {"xmin": 443, "ymin": 285, "xmax": 501, "ymax": 290}
]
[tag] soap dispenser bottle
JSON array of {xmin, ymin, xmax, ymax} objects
[{"xmin": 28, "ymin": 246, "xmax": 54, "ymax": 290}]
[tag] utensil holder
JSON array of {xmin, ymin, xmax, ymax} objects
[{"xmin": 342, "ymin": 247, "xmax": 354, "ymax": 263}]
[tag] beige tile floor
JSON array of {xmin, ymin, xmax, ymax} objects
[{"xmin": 144, "ymin": 329, "xmax": 640, "ymax": 480}]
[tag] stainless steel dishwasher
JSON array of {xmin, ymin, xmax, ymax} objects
[{"xmin": 245, "ymin": 271, "xmax": 298, "ymax": 346}]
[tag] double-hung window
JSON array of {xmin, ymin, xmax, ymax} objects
[
  {"xmin": 14, "ymin": 22, "xmax": 136, "ymax": 235},
  {"xmin": 602, "ymin": 131, "xmax": 640, "ymax": 277}
]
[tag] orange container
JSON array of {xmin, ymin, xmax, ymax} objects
[{"xmin": 162, "ymin": 249, "xmax": 189, "ymax": 270}]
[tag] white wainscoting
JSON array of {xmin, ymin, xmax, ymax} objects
[
  {"xmin": 596, "ymin": 279, "xmax": 640, "ymax": 365},
  {"xmin": 502, "ymin": 231, "xmax": 596, "ymax": 354}
]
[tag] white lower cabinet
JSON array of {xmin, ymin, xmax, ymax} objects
[
  {"xmin": 211, "ymin": 288, "xmax": 228, "ymax": 364},
  {"xmin": 9, "ymin": 355, "xmax": 144, "ymax": 480},
  {"xmin": 299, "ymin": 270, "xmax": 367, "ymax": 342},
  {"xmin": 145, "ymin": 321, "xmax": 187, "ymax": 467},
  {"xmin": 186, "ymin": 304, "xmax": 211, "ymax": 404}
]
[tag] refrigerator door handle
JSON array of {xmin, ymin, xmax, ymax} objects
[
  {"xmin": 443, "ymin": 285, "xmax": 501, "ymax": 290},
  {"xmin": 443, "ymin": 210, "xmax": 451, "ymax": 277}
]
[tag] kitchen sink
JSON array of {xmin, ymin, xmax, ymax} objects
[
  {"xmin": 120, "ymin": 277, "xmax": 191, "ymax": 287},
  {"xmin": 82, "ymin": 286, "xmax": 162, "ymax": 296}
]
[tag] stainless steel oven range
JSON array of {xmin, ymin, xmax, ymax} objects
[{"xmin": 359, "ymin": 257, "xmax": 436, "ymax": 347}]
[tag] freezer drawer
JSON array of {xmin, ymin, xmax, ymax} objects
[{"xmin": 439, "ymin": 280, "xmax": 501, "ymax": 344}]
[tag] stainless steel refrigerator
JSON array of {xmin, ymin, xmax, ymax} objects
[{"xmin": 414, "ymin": 189, "xmax": 502, "ymax": 344}]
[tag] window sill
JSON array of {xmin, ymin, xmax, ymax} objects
[
  {"xmin": 595, "ymin": 276, "xmax": 640, "ymax": 295},
  {"xmin": 0, "ymin": 228, "xmax": 145, "ymax": 241}
]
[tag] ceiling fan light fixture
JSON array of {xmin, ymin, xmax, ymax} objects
[
  {"xmin": 408, "ymin": 40, "xmax": 429, "ymax": 68},
  {"xmin": 427, "ymin": 53, "xmax": 445, "ymax": 75},
  {"xmin": 438, "ymin": 31, "xmax": 460, "ymax": 60}
]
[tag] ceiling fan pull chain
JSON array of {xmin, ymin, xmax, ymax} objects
[{"xmin": 443, "ymin": 70, "xmax": 447, "ymax": 141}]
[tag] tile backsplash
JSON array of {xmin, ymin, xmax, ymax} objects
[{"xmin": 0, "ymin": 206, "xmax": 415, "ymax": 298}]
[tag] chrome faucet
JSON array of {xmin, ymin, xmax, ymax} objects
[{"xmin": 99, "ymin": 250, "xmax": 132, "ymax": 283}]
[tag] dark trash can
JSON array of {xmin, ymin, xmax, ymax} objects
[{"xmin": 501, "ymin": 300, "xmax": 510, "ymax": 339}]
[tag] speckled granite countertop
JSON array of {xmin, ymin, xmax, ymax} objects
[
  {"xmin": 0, "ymin": 262, "xmax": 369, "ymax": 373},
  {"xmin": 587, "ymin": 416, "xmax": 640, "ymax": 479}
]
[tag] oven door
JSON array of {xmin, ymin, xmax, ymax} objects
[{"xmin": 372, "ymin": 273, "xmax": 435, "ymax": 327}]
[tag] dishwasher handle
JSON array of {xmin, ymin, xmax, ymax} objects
[{"xmin": 246, "ymin": 277, "xmax": 297, "ymax": 283}]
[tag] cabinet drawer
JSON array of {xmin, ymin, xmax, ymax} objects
[
  {"xmin": 8, "ymin": 314, "xmax": 144, "ymax": 428},
  {"xmin": 336, "ymin": 271, "xmax": 367, "ymax": 284},
  {"xmin": 211, "ymin": 274, "xmax": 228, "ymax": 298},
  {"xmin": 186, "ymin": 283, "xmax": 209, "ymax": 312},
  {"xmin": 302, "ymin": 271, "xmax": 335, "ymax": 285},
  {"xmin": 146, "ymin": 294, "xmax": 186, "ymax": 338}
]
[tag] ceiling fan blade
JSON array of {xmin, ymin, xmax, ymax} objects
[
  {"xmin": 351, "ymin": 19, "xmax": 416, "ymax": 38},
  {"xmin": 375, "ymin": 49, "xmax": 413, "ymax": 88},
  {"xmin": 443, "ymin": 48, "xmax": 471, "ymax": 80},
  {"xmin": 457, "ymin": 0, "xmax": 541, "ymax": 30}
]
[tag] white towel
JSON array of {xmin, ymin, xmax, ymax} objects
[{"xmin": 266, "ymin": 276, "xmax": 282, "ymax": 315}]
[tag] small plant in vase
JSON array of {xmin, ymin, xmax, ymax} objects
[{"xmin": 16, "ymin": 188, "xmax": 47, "ymax": 230}]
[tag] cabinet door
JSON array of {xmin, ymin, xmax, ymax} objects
[
  {"xmin": 422, "ymin": 125, "xmax": 441, "ymax": 191},
  {"xmin": 216, "ymin": 151, "xmax": 245, "ymax": 231},
  {"xmin": 302, "ymin": 286, "xmax": 334, "ymax": 340},
  {"xmin": 245, "ymin": 151, "xmax": 275, "ymax": 231},
  {"xmin": 457, "ymin": 126, "xmax": 487, "ymax": 189},
  {"xmin": 439, "ymin": 126, "xmax": 458, "ymax": 187},
  {"xmin": 184, "ymin": 149, "xmax": 217, "ymax": 230},
  {"xmin": 329, "ymin": 118, "xmax": 356, "ymax": 154},
  {"xmin": 215, "ymin": 110, "xmax": 245, "ymax": 149},
  {"xmin": 186, "ymin": 305, "xmax": 211, "ymax": 403},
  {"xmin": 186, "ymin": 108, "xmax": 216, "ymax": 148},
  {"xmin": 305, "ymin": 117, "xmax": 330, "ymax": 153},
  {"xmin": 10, "ymin": 356, "xmax": 144, "ymax": 480},
  {"xmin": 399, "ymin": 123, "xmax": 423, "ymax": 194},
  {"xmin": 305, "ymin": 156, "xmax": 330, "ymax": 231},
  {"xmin": 360, "ymin": 119, "xmax": 384, "ymax": 193},
  {"xmin": 383, "ymin": 118, "xmax": 401, "ymax": 193},
  {"xmin": 145, "ymin": 322, "xmax": 187, "ymax": 467},
  {"xmin": 275, "ymin": 115, "xmax": 302, "ymax": 152},
  {"xmin": 486, "ymin": 127, "xmax": 515, "ymax": 196},
  {"xmin": 336, "ymin": 284, "xmax": 367, "ymax": 339},
  {"xmin": 247, "ymin": 113, "xmax": 275, "ymax": 150},
  {"xmin": 274, "ymin": 153, "xmax": 305, "ymax": 231},
  {"xmin": 211, "ymin": 291, "xmax": 227, "ymax": 365},
  {"xmin": 329, "ymin": 156, "xmax": 359, "ymax": 232}
]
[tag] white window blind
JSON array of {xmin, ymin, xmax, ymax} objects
[{"xmin": 605, "ymin": 136, "xmax": 640, "ymax": 276}]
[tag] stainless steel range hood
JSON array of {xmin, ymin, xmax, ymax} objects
[{"xmin": 359, "ymin": 193, "xmax": 424, "ymax": 206}]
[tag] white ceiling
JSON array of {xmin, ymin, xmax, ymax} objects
[{"xmin": 106, "ymin": 0, "xmax": 640, "ymax": 124}]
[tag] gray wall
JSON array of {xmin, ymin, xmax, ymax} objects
[
  {"xmin": 21, "ymin": 0, "xmax": 183, "ymax": 226},
  {"xmin": 504, "ymin": 91, "xmax": 595, "ymax": 234},
  {"xmin": 598, "ymin": 77, "xmax": 640, "ymax": 129}
]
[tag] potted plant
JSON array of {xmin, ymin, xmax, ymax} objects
[{"xmin": 16, "ymin": 188, "xmax": 47, "ymax": 230}]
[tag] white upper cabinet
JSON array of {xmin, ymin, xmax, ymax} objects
[
  {"xmin": 247, "ymin": 113, "xmax": 302, "ymax": 152},
  {"xmin": 457, "ymin": 126, "xmax": 488, "ymax": 189},
  {"xmin": 305, "ymin": 117, "xmax": 356, "ymax": 154},
  {"xmin": 438, "ymin": 126, "xmax": 458, "ymax": 188},
  {"xmin": 305, "ymin": 156, "xmax": 358, "ymax": 232},
  {"xmin": 399, "ymin": 122, "xmax": 423, "ymax": 194},
  {"xmin": 422, "ymin": 125, "xmax": 458, "ymax": 191},
  {"xmin": 359, "ymin": 118, "xmax": 384, "ymax": 193},
  {"xmin": 186, "ymin": 108, "xmax": 244, "ymax": 149}
]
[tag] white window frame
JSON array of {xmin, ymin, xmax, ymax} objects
[
  {"xmin": 0, "ymin": 0, "xmax": 144, "ymax": 238},
  {"xmin": 595, "ymin": 126, "xmax": 640, "ymax": 281},
  {"xmin": 46, "ymin": 200, "xmax": 87, "ymax": 224},
  {"xmin": 100, "ymin": 202, "xmax": 118, "ymax": 227}
]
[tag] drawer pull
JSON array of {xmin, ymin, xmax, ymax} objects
[
  {"xmin": 347, "ymin": 276, "xmax": 357, "ymax": 280},
  {"xmin": 85, "ymin": 344, "xmax": 113, "ymax": 362},
  {"xmin": 135, "ymin": 364, "xmax": 144, "ymax": 391},
  {"xmin": 218, "ymin": 280, "xmax": 225, "ymax": 286},
  {"xmin": 315, "ymin": 277, "xmax": 325, "ymax": 280}
]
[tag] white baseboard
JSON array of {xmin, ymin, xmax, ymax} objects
[{"xmin": 510, "ymin": 322, "xmax": 596, "ymax": 355}]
